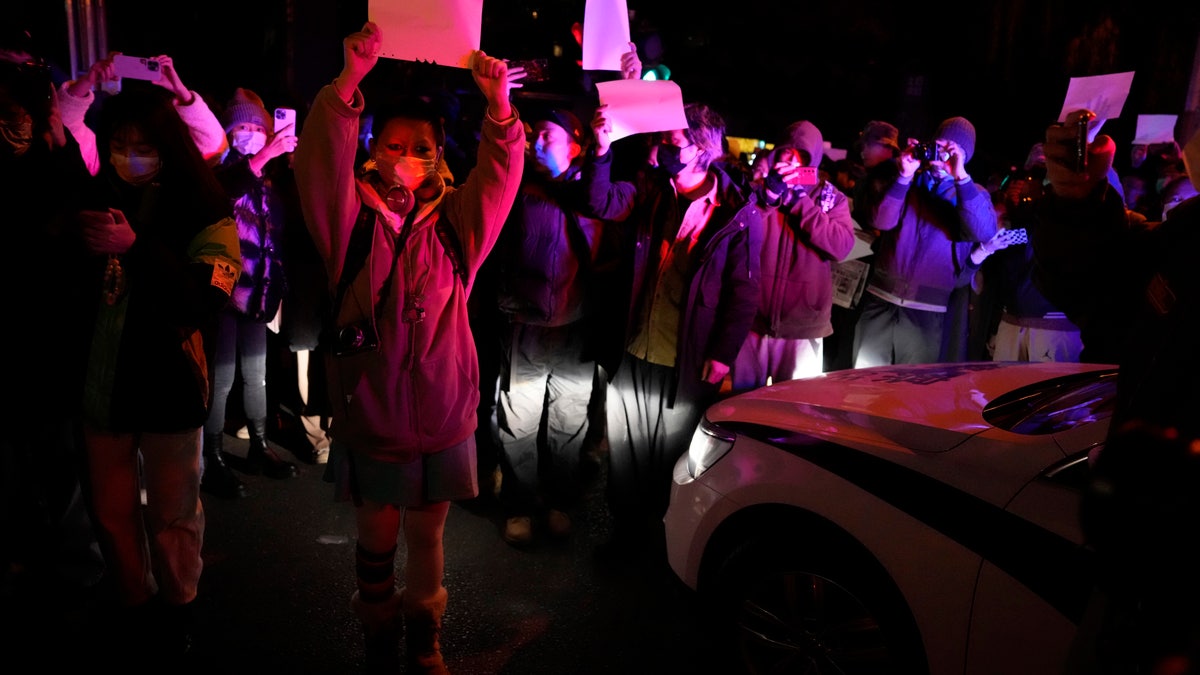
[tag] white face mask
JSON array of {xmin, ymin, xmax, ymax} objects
[
  {"xmin": 231, "ymin": 130, "xmax": 267, "ymax": 156},
  {"xmin": 110, "ymin": 151, "xmax": 161, "ymax": 185},
  {"xmin": 376, "ymin": 155, "xmax": 440, "ymax": 192}
]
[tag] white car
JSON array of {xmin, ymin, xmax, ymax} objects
[{"xmin": 664, "ymin": 361, "xmax": 1118, "ymax": 674}]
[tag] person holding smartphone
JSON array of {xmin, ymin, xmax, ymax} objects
[
  {"xmin": 199, "ymin": 87, "xmax": 302, "ymax": 501},
  {"xmin": 74, "ymin": 82, "xmax": 242, "ymax": 663},
  {"xmin": 728, "ymin": 119, "xmax": 856, "ymax": 392}
]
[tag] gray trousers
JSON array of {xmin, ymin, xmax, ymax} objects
[
  {"xmin": 495, "ymin": 321, "xmax": 595, "ymax": 514},
  {"xmin": 852, "ymin": 294, "xmax": 945, "ymax": 367}
]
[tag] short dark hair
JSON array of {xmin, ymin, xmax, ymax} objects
[{"xmin": 369, "ymin": 96, "xmax": 446, "ymax": 150}]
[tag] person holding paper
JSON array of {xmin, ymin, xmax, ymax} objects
[
  {"xmin": 728, "ymin": 119, "xmax": 856, "ymax": 390},
  {"xmin": 486, "ymin": 106, "xmax": 616, "ymax": 546},
  {"xmin": 582, "ymin": 100, "xmax": 764, "ymax": 556},
  {"xmin": 1032, "ymin": 109, "xmax": 1200, "ymax": 675},
  {"xmin": 292, "ymin": 21, "xmax": 524, "ymax": 675}
]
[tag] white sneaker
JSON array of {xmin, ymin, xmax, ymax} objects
[
  {"xmin": 503, "ymin": 516, "xmax": 533, "ymax": 545},
  {"xmin": 235, "ymin": 425, "xmax": 250, "ymax": 440}
]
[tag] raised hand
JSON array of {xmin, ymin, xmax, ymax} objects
[
  {"xmin": 336, "ymin": 21, "xmax": 382, "ymax": 101},
  {"xmin": 469, "ymin": 50, "xmax": 513, "ymax": 122},
  {"xmin": 149, "ymin": 55, "xmax": 194, "ymax": 104},
  {"xmin": 67, "ymin": 54, "xmax": 117, "ymax": 98},
  {"xmin": 1044, "ymin": 109, "xmax": 1116, "ymax": 200},
  {"xmin": 620, "ymin": 42, "xmax": 641, "ymax": 80},
  {"xmin": 591, "ymin": 104, "xmax": 614, "ymax": 157},
  {"xmin": 898, "ymin": 138, "xmax": 921, "ymax": 179}
]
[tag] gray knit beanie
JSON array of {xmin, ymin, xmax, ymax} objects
[
  {"xmin": 935, "ymin": 116, "xmax": 976, "ymax": 163},
  {"xmin": 221, "ymin": 88, "xmax": 270, "ymax": 133}
]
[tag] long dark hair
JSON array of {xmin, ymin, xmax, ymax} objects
[{"xmin": 93, "ymin": 84, "xmax": 230, "ymax": 229}]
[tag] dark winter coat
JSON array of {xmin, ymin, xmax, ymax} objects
[
  {"xmin": 216, "ymin": 153, "xmax": 287, "ymax": 323},
  {"xmin": 583, "ymin": 150, "xmax": 763, "ymax": 406},
  {"xmin": 493, "ymin": 162, "xmax": 610, "ymax": 327}
]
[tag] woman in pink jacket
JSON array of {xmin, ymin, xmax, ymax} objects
[{"xmin": 293, "ymin": 22, "xmax": 523, "ymax": 674}]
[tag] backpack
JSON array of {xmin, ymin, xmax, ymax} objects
[{"xmin": 325, "ymin": 202, "xmax": 467, "ymax": 349}]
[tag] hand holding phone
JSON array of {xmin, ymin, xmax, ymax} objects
[
  {"xmin": 274, "ymin": 108, "xmax": 297, "ymax": 137},
  {"xmin": 111, "ymin": 55, "xmax": 163, "ymax": 82},
  {"xmin": 80, "ymin": 208, "xmax": 136, "ymax": 255},
  {"xmin": 997, "ymin": 227, "xmax": 1028, "ymax": 246}
]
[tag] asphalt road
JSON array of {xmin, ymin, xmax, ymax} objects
[{"xmin": 6, "ymin": 423, "xmax": 725, "ymax": 675}]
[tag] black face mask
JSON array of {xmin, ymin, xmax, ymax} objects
[{"xmin": 657, "ymin": 143, "xmax": 688, "ymax": 176}]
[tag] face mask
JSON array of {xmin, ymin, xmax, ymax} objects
[
  {"xmin": 110, "ymin": 151, "xmax": 161, "ymax": 185},
  {"xmin": 0, "ymin": 118, "xmax": 33, "ymax": 157},
  {"xmin": 657, "ymin": 143, "xmax": 688, "ymax": 177},
  {"xmin": 231, "ymin": 130, "xmax": 267, "ymax": 156},
  {"xmin": 377, "ymin": 155, "xmax": 440, "ymax": 192}
]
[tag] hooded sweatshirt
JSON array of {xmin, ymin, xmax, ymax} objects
[{"xmin": 293, "ymin": 84, "xmax": 523, "ymax": 463}]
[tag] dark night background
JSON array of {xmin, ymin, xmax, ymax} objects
[{"xmin": 14, "ymin": 1, "xmax": 1200, "ymax": 181}]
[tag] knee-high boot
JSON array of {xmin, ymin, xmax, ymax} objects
[
  {"xmin": 200, "ymin": 433, "xmax": 245, "ymax": 499},
  {"xmin": 245, "ymin": 417, "xmax": 297, "ymax": 479},
  {"xmin": 351, "ymin": 588, "xmax": 403, "ymax": 674},
  {"xmin": 403, "ymin": 587, "xmax": 450, "ymax": 675}
]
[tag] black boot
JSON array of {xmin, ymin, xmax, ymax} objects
[
  {"xmin": 245, "ymin": 417, "xmax": 298, "ymax": 479},
  {"xmin": 200, "ymin": 433, "xmax": 246, "ymax": 499}
]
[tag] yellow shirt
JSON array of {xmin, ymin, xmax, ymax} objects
[{"xmin": 627, "ymin": 177, "xmax": 718, "ymax": 366}]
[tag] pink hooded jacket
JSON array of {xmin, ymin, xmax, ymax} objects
[{"xmin": 293, "ymin": 83, "xmax": 523, "ymax": 463}]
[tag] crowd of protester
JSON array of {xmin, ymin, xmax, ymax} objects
[{"xmin": 2, "ymin": 11, "xmax": 1199, "ymax": 674}]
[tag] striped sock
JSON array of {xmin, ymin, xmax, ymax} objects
[{"xmin": 355, "ymin": 542, "xmax": 397, "ymax": 603}]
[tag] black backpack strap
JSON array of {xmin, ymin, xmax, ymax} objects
[
  {"xmin": 434, "ymin": 219, "xmax": 468, "ymax": 287},
  {"xmin": 335, "ymin": 204, "xmax": 467, "ymax": 313},
  {"xmin": 330, "ymin": 202, "xmax": 377, "ymax": 322}
]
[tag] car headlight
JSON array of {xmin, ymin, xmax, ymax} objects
[{"xmin": 686, "ymin": 417, "xmax": 736, "ymax": 478}]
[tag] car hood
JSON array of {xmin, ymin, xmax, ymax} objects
[{"xmin": 706, "ymin": 362, "xmax": 1115, "ymax": 454}]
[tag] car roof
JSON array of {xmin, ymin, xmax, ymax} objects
[{"xmin": 705, "ymin": 362, "xmax": 1118, "ymax": 454}]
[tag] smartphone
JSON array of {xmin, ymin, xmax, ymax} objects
[
  {"xmin": 274, "ymin": 107, "xmax": 297, "ymax": 136},
  {"xmin": 795, "ymin": 166, "xmax": 819, "ymax": 186},
  {"xmin": 111, "ymin": 54, "xmax": 163, "ymax": 82},
  {"xmin": 508, "ymin": 58, "xmax": 550, "ymax": 83}
]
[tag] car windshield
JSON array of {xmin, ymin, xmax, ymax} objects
[{"xmin": 983, "ymin": 369, "xmax": 1119, "ymax": 435}]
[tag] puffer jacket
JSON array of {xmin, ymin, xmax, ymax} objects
[
  {"xmin": 216, "ymin": 153, "xmax": 287, "ymax": 323},
  {"xmin": 493, "ymin": 162, "xmax": 608, "ymax": 327}
]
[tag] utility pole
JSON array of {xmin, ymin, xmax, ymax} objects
[{"xmin": 63, "ymin": 0, "xmax": 107, "ymax": 80}]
